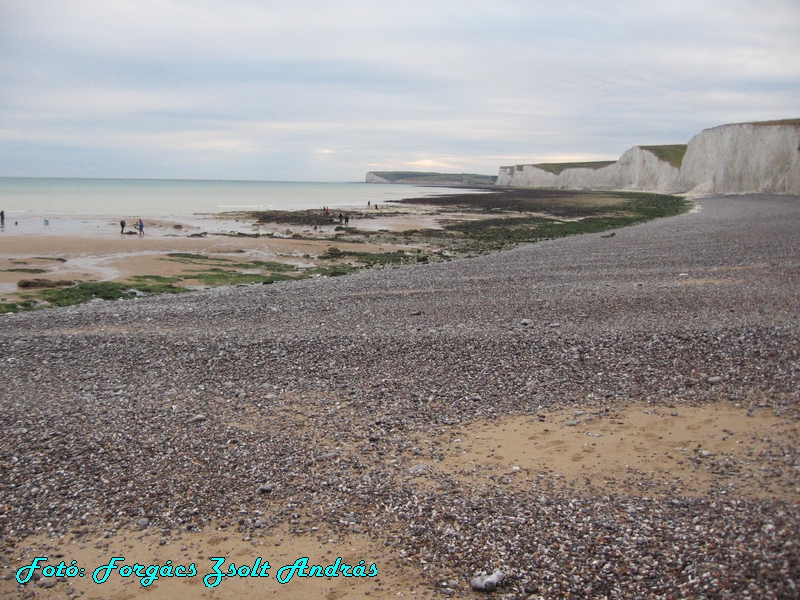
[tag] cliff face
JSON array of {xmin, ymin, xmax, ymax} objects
[
  {"xmin": 678, "ymin": 122, "xmax": 800, "ymax": 195},
  {"xmin": 365, "ymin": 171, "xmax": 497, "ymax": 186},
  {"xmin": 366, "ymin": 172, "xmax": 392, "ymax": 183},
  {"xmin": 498, "ymin": 120, "xmax": 800, "ymax": 195},
  {"xmin": 497, "ymin": 146, "xmax": 681, "ymax": 191}
]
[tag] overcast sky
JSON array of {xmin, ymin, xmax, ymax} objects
[{"xmin": 1, "ymin": 0, "xmax": 798, "ymax": 181}]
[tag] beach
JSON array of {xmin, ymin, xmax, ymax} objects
[
  {"xmin": 0, "ymin": 203, "xmax": 453, "ymax": 304},
  {"xmin": 0, "ymin": 193, "xmax": 798, "ymax": 598}
]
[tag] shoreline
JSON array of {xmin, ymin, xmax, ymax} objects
[{"xmin": 0, "ymin": 188, "xmax": 691, "ymax": 311}]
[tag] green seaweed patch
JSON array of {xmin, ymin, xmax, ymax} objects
[
  {"xmin": 27, "ymin": 280, "xmax": 187, "ymax": 308},
  {"xmin": 185, "ymin": 268, "xmax": 293, "ymax": 287},
  {"xmin": 129, "ymin": 275, "xmax": 184, "ymax": 284},
  {"xmin": 248, "ymin": 260, "xmax": 297, "ymax": 272},
  {"xmin": 318, "ymin": 247, "xmax": 414, "ymax": 266},
  {"xmin": 438, "ymin": 192, "xmax": 688, "ymax": 251},
  {"xmin": 0, "ymin": 299, "xmax": 38, "ymax": 314},
  {"xmin": 306, "ymin": 265, "xmax": 358, "ymax": 277},
  {"xmin": 3, "ymin": 268, "xmax": 47, "ymax": 274}
]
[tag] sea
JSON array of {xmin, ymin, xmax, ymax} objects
[{"xmin": 0, "ymin": 177, "xmax": 484, "ymax": 237}]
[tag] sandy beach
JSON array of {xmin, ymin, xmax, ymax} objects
[
  {"xmin": 1, "ymin": 194, "xmax": 798, "ymax": 598},
  {"xmin": 0, "ymin": 205, "xmax": 448, "ymax": 302}
]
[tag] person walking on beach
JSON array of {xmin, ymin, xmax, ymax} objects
[
  {"xmin": 120, "ymin": 219, "xmax": 126, "ymax": 234},
  {"xmin": 0, "ymin": 211, "xmax": 5, "ymax": 226},
  {"xmin": 137, "ymin": 219, "xmax": 144, "ymax": 236}
]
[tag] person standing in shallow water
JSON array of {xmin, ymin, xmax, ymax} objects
[
  {"xmin": 138, "ymin": 219, "xmax": 144, "ymax": 236},
  {"xmin": 120, "ymin": 219, "xmax": 126, "ymax": 234}
]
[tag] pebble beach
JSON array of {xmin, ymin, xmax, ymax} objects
[{"xmin": 1, "ymin": 194, "xmax": 798, "ymax": 599}]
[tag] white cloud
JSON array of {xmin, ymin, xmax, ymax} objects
[{"xmin": 1, "ymin": 0, "xmax": 798, "ymax": 179}]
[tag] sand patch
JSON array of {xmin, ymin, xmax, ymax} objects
[
  {"xmin": 436, "ymin": 403, "xmax": 800, "ymax": 500},
  {"xmin": 1, "ymin": 523, "xmax": 411, "ymax": 600}
]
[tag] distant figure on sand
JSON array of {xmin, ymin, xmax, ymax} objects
[
  {"xmin": 120, "ymin": 219, "xmax": 126, "ymax": 234},
  {"xmin": 138, "ymin": 219, "xmax": 144, "ymax": 236},
  {"xmin": 0, "ymin": 210, "xmax": 4, "ymax": 226}
]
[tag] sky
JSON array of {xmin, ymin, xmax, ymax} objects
[{"xmin": 1, "ymin": 0, "xmax": 799, "ymax": 181}]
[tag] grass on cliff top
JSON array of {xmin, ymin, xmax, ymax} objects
[
  {"xmin": 743, "ymin": 118, "xmax": 800, "ymax": 127},
  {"xmin": 368, "ymin": 171, "xmax": 497, "ymax": 186},
  {"xmin": 639, "ymin": 144, "xmax": 688, "ymax": 168},
  {"xmin": 508, "ymin": 161, "xmax": 616, "ymax": 175}
]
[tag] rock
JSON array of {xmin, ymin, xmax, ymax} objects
[
  {"xmin": 258, "ymin": 484, "xmax": 273, "ymax": 494},
  {"xmin": 565, "ymin": 420, "xmax": 578, "ymax": 426},
  {"xmin": 520, "ymin": 319, "xmax": 533, "ymax": 326},
  {"xmin": 523, "ymin": 582, "xmax": 539, "ymax": 594},
  {"xmin": 470, "ymin": 571, "xmax": 505, "ymax": 591},
  {"xmin": 187, "ymin": 414, "xmax": 207, "ymax": 424},
  {"xmin": 707, "ymin": 376, "xmax": 723, "ymax": 384},
  {"xmin": 408, "ymin": 463, "xmax": 430, "ymax": 476},
  {"xmin": 137, "ymin": 517, "xmax": 150, "ymax": 530}
]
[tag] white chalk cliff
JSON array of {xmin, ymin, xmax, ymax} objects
[{"xmin": 497, "ymin": 120, "xmax": 800, "ymax": 195}]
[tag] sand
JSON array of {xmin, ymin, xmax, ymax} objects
[{"xmin": 2, "ymin": 402, "xmax": 797, "ymax": 599}]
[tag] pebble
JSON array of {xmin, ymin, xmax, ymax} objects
[
  {"xmin": 0, "ymin": 196, "xmax": 797, "ymax": 599},
  {"xmin": 408, "ymin": 463, "xmax": 430, "ymax": 476},
  {"xmin": 470, "ymin": 571, "xmax": 505, "ymax": 591}
]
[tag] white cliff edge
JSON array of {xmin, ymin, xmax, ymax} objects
[
  {"xmin": 365, "ymin": 172, "xmax": 392, "ymax": 183},
  {"xmin": 497, "ymin": 120, "xmax": 800, "ymax": 196}
]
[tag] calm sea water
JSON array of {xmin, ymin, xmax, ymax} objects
[{"xmin": 0, "ymin": 178, "xmax": 477, "ymax": 218}]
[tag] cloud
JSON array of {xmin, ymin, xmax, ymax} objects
[{"xmin": 1, "ymin": 0, "xmax": 799, "ymax": 179}]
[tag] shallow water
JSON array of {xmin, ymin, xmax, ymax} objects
[{"xmin": 0, "ymin": 178, "xmax": 480, "ymax": 219}]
